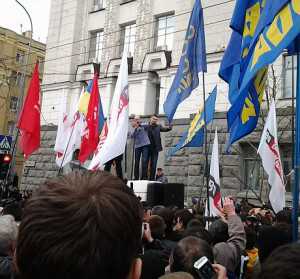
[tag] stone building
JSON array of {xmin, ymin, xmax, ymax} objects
[
  {"xmin": 0, "ymin": 26, "xmax": 45, "ymax": 179},
  {"xmin": 21, "ymin": 0, "xmax": 296, "ymax": 204}
]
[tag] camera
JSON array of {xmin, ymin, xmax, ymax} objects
[{"xmin": 194, "ymin": 256, "xmax": 216, "ymax": 279}]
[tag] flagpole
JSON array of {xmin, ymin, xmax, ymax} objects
[
  {"xmin": 292, "ymin": 52, "xmax": 300, "ymax": 241},
  {"xmin": 202, "ymin": 72, "xmax": 210, "ymax": 219}
]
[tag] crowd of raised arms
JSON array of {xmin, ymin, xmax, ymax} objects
[{"xmin": 0, "ymin": 171, "xmax": 299, "ymax": 279}]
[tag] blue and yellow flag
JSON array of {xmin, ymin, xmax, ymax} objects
[
  {"xmin": 168, "ymin": 86, "xmax": 217, "ymax": 156},
  {"xmin": 219, "ymin": 0, "xmax": 299, "ymax": 149},
  {"xmin": 78, "ymin": 80, "xmax": 93, "ymax": 115},
  {"xmin": 164, "ymin": 0, "xmax": 207, "ymax": 123}
]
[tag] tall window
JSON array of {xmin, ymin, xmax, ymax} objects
[
  {"xmin": 155, "ymin": 14, "xmax": 175, "ymax": 51},
  {"xmin": 89, "ymin": 30, "xmax": 104, "ymax": 63},
  {"xmin": 244, "ymin": 158, "xmax": 262, "ymax": 191},
  {"xmin": 120, "ymin": 23, "xmax": 136, "ymax": 56},
  {"xmin": 283, "ymin": 55, "xmax": 297, "ymax": 98},
  {"xmin": 93, "ymin": 0, "xmax": 106, "ymax": 10},
  {"xmin": 7, "ymin": 122, "xmax": 15, "ymax": 135},
  {"xmin": 10, "ymin": 96, "xmax": 18, "ymax": 111},
  {"xmin": 16, "ymin": 50, "xmax": 25, "ymax": 64}
]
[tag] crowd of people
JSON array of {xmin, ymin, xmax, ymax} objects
[{"xmin": 0, "ymin": 170, "xmax": 299, "ymax": 279}]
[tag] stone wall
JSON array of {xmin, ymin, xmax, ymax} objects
[{"xmin": 21, "ymin": 108, "xmax": 294, "ymax": 205}]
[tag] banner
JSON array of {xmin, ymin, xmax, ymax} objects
[
  {"xmin": 163, "ymin": 0, "xmax": 207, "ymax": 122},
  {"xmin": 168, "ymin": 86, "xmax": 217, "ymax": 156}
]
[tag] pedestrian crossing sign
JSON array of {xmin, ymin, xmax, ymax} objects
[{"xmin": 0, "ymin": 135, "xmax": 12, "ymax": 152}]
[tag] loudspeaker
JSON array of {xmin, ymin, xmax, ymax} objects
[{"xmin": 147, "ymin": 183, "xmax": 184, "ymax": 208}]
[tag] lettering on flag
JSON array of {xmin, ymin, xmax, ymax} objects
[{"xmin": 208, "ymin": 175, "xmax": 222, "ymax": 211}]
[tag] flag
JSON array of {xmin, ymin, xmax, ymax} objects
[
  {"xmin": 220, "ymin": 0, "xmax": 300, "ymax": 149},
  {"xmin": 54, "ymin": 96, "xmax": 84, "ymax": 167},
  {"xmin": 168, "ymin": 86, "xmax": 217, "ymax": 156},
  {"xmin": 78, "ymin": 74, "xmax": 100, "ymax": 163},
  {"xmin": 89, "ymin": 52, "xmax": 129, "ymax": 170},
  {"xmin": 258, "ymin": 101, "xmax": 285, "ymax": 213},
  {"xmin": 163, "ymin": 0, "xmax": 206, "ymax": 122},
  {"xmin": 78, "ymin": 80, "xmax": 93, "ymax": 115},
  {"xmin": 206, "ymin": 129, "xmax": 222, "ymax": 217},
  {"xmin": 17, "ymin": 62, "xmax": 40, "ymax": 159}
]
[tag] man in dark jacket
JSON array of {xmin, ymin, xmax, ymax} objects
[{"xmin": 147, "ymin": 115, "xmax": 172, "ymax": 180}]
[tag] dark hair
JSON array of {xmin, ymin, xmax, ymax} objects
[
  {"xmin": 245, "ymin": 226, "xmax": 257, "ymax": 250},
  {"xmin": 208, "ymin": 219, "xmax": 229, "ymax": 245},
  {"xmin": 149, "ymin": 215, "xmax": 166, "ymax": 240},
  {"xmin": 183, "ymin": 227, "xmax": 212, "ymax": 245},
  {"xmin": 275, "ymin": 209, "xmax": 292, "ymax": 225},
  {"xmin": 17, "ymin": 171, "xmax": 143, "ymax": 279},
  {"xmin": 258, "ymin": 243, "xmax": 300, "ymax": 279},
  {"xmin": 170, "ymin": 236, "xmax": 214, "ymax": 278},
  {"xmin": 174, "ymin": 209, "xmax": 194, "ymax": 229},
  {"xmin": 257, "ymin": 223, "xmax": 292, "ymax": 263},
  {"xmin": 152, "ymin": 205, "xmax": 165, "ymax": 216},
  {"xmin": 187, "ymin": 219, "xmax": 204, "ymax": 230},
  {"xmin": 156, "ymin": 208, "xmax": 175, "ymax": 236}
]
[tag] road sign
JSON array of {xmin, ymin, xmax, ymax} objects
[{"xmin": 0, "ymin": 135, "xmax": 12, "ymax": 152}]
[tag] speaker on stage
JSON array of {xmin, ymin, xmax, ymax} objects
[{"xmin": 147, "ymin": 183, "xmax": 184, "ymax": 208}]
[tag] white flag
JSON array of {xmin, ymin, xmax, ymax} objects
[
  {"xmin": 89, "ymin": 52, "xmax": 129, "ymax": 170},
  {"xmin": 205, "ymin": 129, "xmax": 222, "ymax": 218},
  {"xmin": 258, "ymin": 101, "xmax": 285, "ymax": 213},
  {"xmin": 54, "ymin": 91, "xmax": 85, "ymax": 167}
]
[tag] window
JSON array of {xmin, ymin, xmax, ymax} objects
[
  {"xmin": 155, "ymin": 14, "xmax": 175, "ymax": 51},
  {"xmin": 283, "ymin": 55, "xmax": 297, "ymax": 98},
  {"xmin": 244, "ymin": 158, "xmax": 262, "ymax": 191},
  {"xmin": 16, "ymin": 50, "xmax": 25, "ymax": 64},
  {"xmin": 120, "ymin": 23, "xmax": 136, "ymax": 56},
  {"xmin": 93, "ymin": 0, "xmax": 106, "ymax": 10},
  {"xmin": 16, "ymin": 72, "xmax": 23, "ymax": 87},
  {"xmin": 7, "ymin": 122, "xmax": 15, "ymax": 135},
  {"xmin": 89, "ymin": 30, "xmax": 104, "ymax": 63},
  {"xmin": 10, "ymin": 96, "xmax": 18, "ymax": 111}
]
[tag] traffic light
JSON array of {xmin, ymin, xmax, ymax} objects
[{"xmin": 0, "ymin": 153, "xmax": 12, "ymax": 180}]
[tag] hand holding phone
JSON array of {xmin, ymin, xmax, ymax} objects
[{"xmin": 194, "ymin": 256, "xmax": 216, "ymax": 279}]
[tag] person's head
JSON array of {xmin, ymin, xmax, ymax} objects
[
  {"xmin": 159, "ymin": 272, "xmax": 194, "ymax": 279},
  {"xmin": 156, "ymin": 168, "xmax": 163, "ymax": 177},
  {"xmin": 257, "ymin": 223, "xmax": 292, "ymax": 263},
  {"xmin": 183, "ymin": 227, "xmax": 212, "ymax": 245},
  {"xmin": 170, "ymin": 236, "xmax": 214, "ymax": 278},
  {"xmin": 186, "ymin": 219, "xmax": 204, "ymax": 230},
  {"xmin": 148, "ymin": 215, "xmax": 166, "ymax": 240},
  {"xmin": 155, "ymin": 208, "xmax": 175, "ymax": 236},
  {"xmin": 151, "ymin": 205, "xmax": 165, "ymax": 216},
  {"xmin": 0, "ymin": 215, "xmax": 18, "ymax": 256},
  {"xmin": 173, "ymin": 209, "xmax": 194, "ymax": 231},
  {"xmin": 208, "ymin": 219, "xmax": 229, "ymax": 245},
  {"xmin": 132, "ymin": 115, "xmax": 141, "ymax": 128},
  {"xmin": 258, "ymin": 243, "xmax": 300, "ymax": 279},
  {"xmin": 16, "ymin": 171, "xmax": 143, "ymax": 279},
  {"xmin": 275, "ymin": 209, "xmax": 292, "ymax": 225},
  {"xmin": 150, "ymin": 115, "xmax": 159, "ymax": 126},
  {"xmin": 245, "ymin": 226, "xmax": 257, "ymax": 250}
]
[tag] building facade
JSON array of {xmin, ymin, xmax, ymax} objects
[
  {"xmin": 21, "ymin": 0, "xmax": 296, "ymax": 203},
  {"xmin": 0, "ymin": 27, "xmax": 45, "ymax": 179}
]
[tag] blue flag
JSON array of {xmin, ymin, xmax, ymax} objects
[
  {"xmin": 164, "ymin": 0, "xmax": 207, "ymax": 122},
  {"xmin": 219, "ymin": 0, "xmax": 297, "ymax": 149},
  {"xmin": 168, "ymin": 86, "xmax": 217, "ymax": 156}
]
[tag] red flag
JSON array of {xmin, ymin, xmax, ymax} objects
[
  {"xmin": 17, "ymin": 62, "xmax": 41, "ymax": 159},
  {"xmin": 78, "ymin": 73, "xmax": 100, "ymax": 163}
]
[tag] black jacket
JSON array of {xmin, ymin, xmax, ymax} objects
[{"xmin": 147, "ymin": 124, "xmax": 171, "ymax": 152}]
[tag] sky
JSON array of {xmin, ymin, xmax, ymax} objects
[{"xmin": 0, "ymin": 0, "xmax": 51, "ymax": 43}]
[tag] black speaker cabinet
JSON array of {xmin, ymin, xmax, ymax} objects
[{"xmin": 147, "ymin": 183, "xmax": 184, "ymax": 208}]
